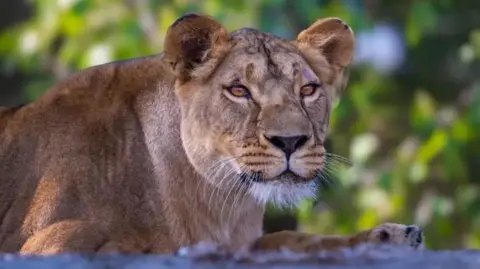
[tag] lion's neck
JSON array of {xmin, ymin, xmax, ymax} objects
[{"xmin": 136, "ymin": 77, "xmax": 264, "ymax": 248}]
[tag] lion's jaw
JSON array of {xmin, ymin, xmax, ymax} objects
[
  {"xmin": 180, "ymin": 126, "xmax": 323, "ymax": 208},
  {"xmin": 179, "ymin": 122, "xmax": 321, "ymax": 208}
]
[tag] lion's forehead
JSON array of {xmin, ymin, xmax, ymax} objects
[
  {"xmin": 230, "ymin": 28, "xmax": 297, "ymax": 53},
  {"xmin": 220, "ymin": 29, "xmax": 313, "ymax": 86}
]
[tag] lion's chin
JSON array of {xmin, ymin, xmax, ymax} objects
[
  {"xmin": 247, "ymin": 179, "xmax": 317, "ymax": 207},
  {"xmin": 244, "ymin": 170, "xmax": 318, "ymax": 208},
  {"xmin": 275, "ymin": 170, "xmax": 316, "ymax": 183}
]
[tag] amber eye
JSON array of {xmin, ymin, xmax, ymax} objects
[
  {"xmin": 300, "ymin": 83, "xmax": 320, "ymax": 97},
  {"xmin": 226, "ymin": 85, "xmax": 251, "ymax": 99}
]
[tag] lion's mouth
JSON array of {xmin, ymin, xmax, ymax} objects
[
  {"xmin": 239, "ymin": 169, "xmax": 314, "ymax": 185},
  {"xmin": 278, "ymin": 170, "xmax": 297, "ymax": 179},
  {"xmin": 278, "ymin": 169, "xmax": 316, "ymax": 183}
]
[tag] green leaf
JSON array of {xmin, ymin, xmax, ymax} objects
[
  {"xmin": 405, "ymin": 2, "xmax": 438, "ymax": 47},
  {"xmin": 416, "ymin": 130, "xmax": 447, "ymax": 164}
]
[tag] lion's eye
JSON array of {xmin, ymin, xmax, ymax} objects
[
  {"xmin": 300, "ymin": 83, "xmax": 321, "ymax": 97},
  {"xmin": 226, "ymin": 85, "xmax": 251, "ymax": 99}
]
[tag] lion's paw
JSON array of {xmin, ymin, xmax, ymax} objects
[{"xmin": 366, "ymin": 223, "xmax": 424, "ymax": 249}]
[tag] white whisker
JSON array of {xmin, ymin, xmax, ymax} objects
[{"xmin": 219, "ymin": 167, "xmax": 241, "ymax": 226}]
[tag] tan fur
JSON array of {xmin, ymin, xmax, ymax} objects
[
  {"xmin": 0, "ymin": 14, "xmax": 423, "ymax": 255},
  {"xmin": 252, "ymin": 223, "xmax": 424, "ymax": 253}
]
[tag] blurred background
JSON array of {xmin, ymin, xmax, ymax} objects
[{"xmin": 0, "ymin": 0, "xmax": 479, "ymax": 250}]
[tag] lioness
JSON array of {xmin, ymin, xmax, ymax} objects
[{"xmin": 0, "ymin": 14, "xmax": 424, "ymax": 255}]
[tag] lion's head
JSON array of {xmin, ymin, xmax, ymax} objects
[{"xmin": 163, "ymin": 14, "xmax": 355, "ymax": 207}]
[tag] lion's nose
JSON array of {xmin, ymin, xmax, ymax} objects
[{"xmin": 264, "ymin": 135, "xmax": 309, "ymax": 158}]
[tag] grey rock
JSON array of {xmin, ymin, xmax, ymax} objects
[{"xmin": 1, "ymin": 244, "xmax": 479, "ymax": 269}]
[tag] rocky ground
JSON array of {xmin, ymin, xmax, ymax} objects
[{"xmin": 1, "ymin": 244, "xmax": 479, "ymax": 269}]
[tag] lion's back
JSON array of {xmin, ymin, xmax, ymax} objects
[{"xmin": 0, "ymin": 54, "xmax": 170, "ymax": 252}]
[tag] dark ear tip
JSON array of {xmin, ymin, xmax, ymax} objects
[{"xmin": 171, "ymin": 13, "xmax": 201, "ymax": 27}]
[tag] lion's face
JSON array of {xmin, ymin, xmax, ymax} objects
[{"xmin": 164, "ymin": 14, "xmax": 354, "ymax": 206}]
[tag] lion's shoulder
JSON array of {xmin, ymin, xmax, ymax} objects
[
  {"xmin": 1, "ymin": 54, "xmax": 172, "ymax": 129},
  {"xmin": 0, "ymin": 54, "xmax": 172, "ymax": 148},
  {"xmin": 45, "ymin": 54, "xmax": 171, "ymax": 106}
]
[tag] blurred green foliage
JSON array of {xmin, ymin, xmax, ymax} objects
[{"xmin": 1, "ymin": 0, "xmax": 479, "ymax": 250}]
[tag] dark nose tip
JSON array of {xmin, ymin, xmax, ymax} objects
[{"xmin": 264, "ymin": 135, "xmax": 309, "ymax": 158}]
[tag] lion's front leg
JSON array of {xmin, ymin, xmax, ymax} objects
[
  {"xmin": 251, "ymin": 223, "xmax": 424, "ymax": 253},
  {"xmin": 20, "ymin": 220, "xmax": 150, "ymax": 255}
]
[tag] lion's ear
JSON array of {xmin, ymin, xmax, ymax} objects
[
  {"xmin": 296, "ymin": 17, "xmax": 355, "ymax": 69},
  {"xmin": 164, "ymin": 13, "xmax": 230, "ymax": 82}
]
